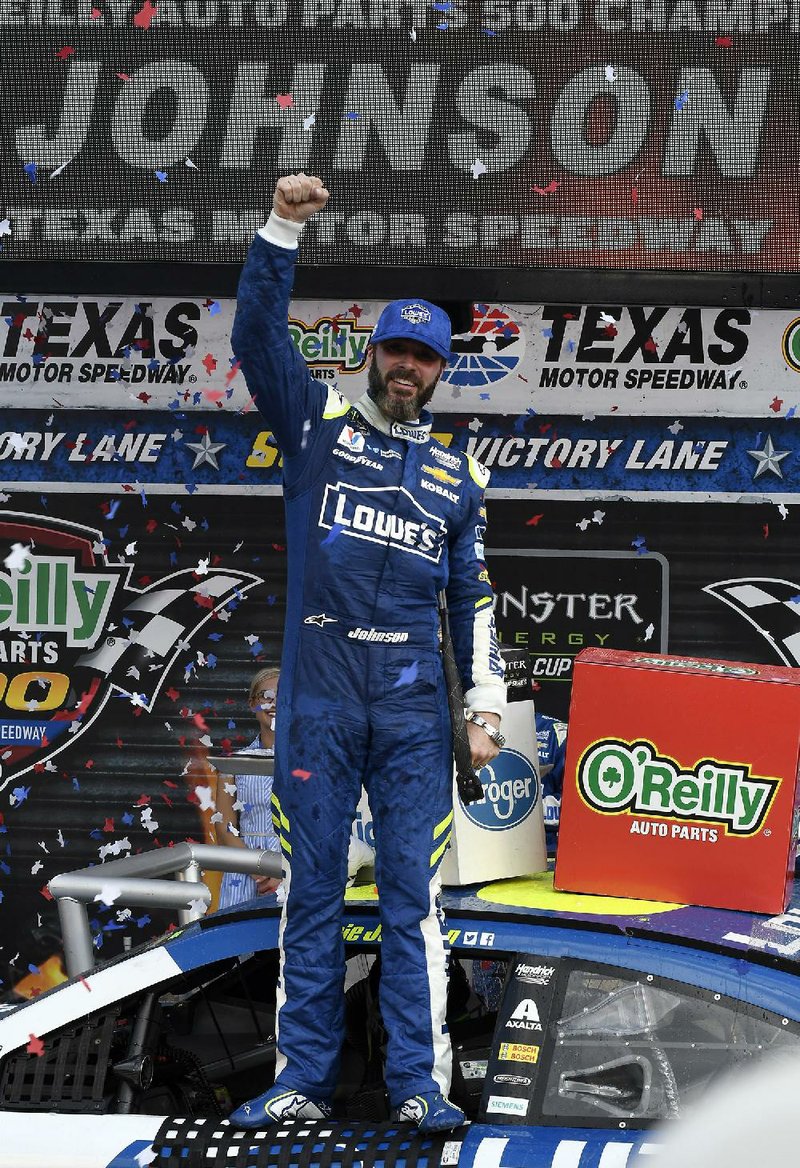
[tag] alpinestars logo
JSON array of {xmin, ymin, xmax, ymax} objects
[
  {"xmin": 0, "ymin": 512, "xmax": 261, "ymax": 793},
  {"xmin": 578, "ymin": 738, "xmax": 780, "ymax": 836}
]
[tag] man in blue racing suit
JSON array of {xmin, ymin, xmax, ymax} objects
[{"xmin": 228, "ymin": 173, "xmax": 506, "ymax": 1133}]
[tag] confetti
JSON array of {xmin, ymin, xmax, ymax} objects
[
  {"xmin": 4, "ymin": 542, "xmax": 31, "ymax": 571},
  {"xmin": 0, "ymin": 219, "xmax": 12, "ymax": 238},
  {"xmin": 292, "ymin": 768, "xmax": 313, "ymax": 781},
  {"xmin": 132, "ymin": 0, "xmax": 157, "ymax": 27},
  {"xmin": 116, "ymin": 72, "xmax": 131, "ymax": 81},
  {"xmin": 470, "ymin": 159, "xmax": 487, "ymax": 179},
  {"xmin": 532, "ymin": 180, "xmax": 560, "ymax": 196},
  {"xmin": 26, "ymin": 1034, "xmax": 45, "ymax": 1057},
  {"xmin": 693, "ymin": 207, "xmax": 703, "ymax": 221},
  {"xmin": 24, "ymin": 162, "xmax": 37, "ymax": 183},
  {"xmin": 525, "ymin": 514, "xmax": 544, "ymax": 526},
  {"xmin": 674, "ymin": 90, "xmax": 689, "ymax": 110},
  {"xmin": 715, "ymin": 34, "xmax": 733, "ymax": 45},
  {"xmin": 604, "ymin": 65, "xmax": 617, "ymax": 82},
  {"xmin": 303, "ymin": 113, "xmax": 316, "ymax": 130},
  {"xmin": 185, "ymin": 157, "xmax": 198, "ymax": 170},
  {"xmin": 393, "ymin": 661, "xmax": 419, "ymax": 687},
  {"xmin": 49, "ymin": 158, "xmax": 72, "ymax": 179},
  {"xmin": 770, "ymin": 396, "xmax": 783, "ymax": 413},
  {"xmin": 155, "ymin": 170, "xmax": 168, "ymax": 183},
  {"xmin": 276, "ymin": 93, "xmax": 294, "ymax": 108},
  {"xmin": 321, "ymin": 523, "xmax": 344, "ymax": 547},
  {"xmin": 55, "ymin": 45, "xmax": 76, "ymax": 60}
]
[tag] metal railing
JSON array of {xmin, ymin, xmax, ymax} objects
[{"xmin": 49, "ymin": 842, "xmax": 282, "ymax": 978}]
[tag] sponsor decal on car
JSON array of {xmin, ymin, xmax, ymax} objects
[
  {"xmin": 498, "ymin": 1042, "xmax": 540, "ymax": 1064},
  {"xmin": 504, "ymin": 999, "xmax": 543, "ymax": 1032},
  {"xmin": 494, "ymin": 1073, "xmax": 532, "ymax": 1086},
  {"xmin": 515, "ymin": 962, "xmax": 555, "ymax": 986},
  {"xmin": 485, "ymin": 1095, "xmax": 529, "ymax": 1116}
]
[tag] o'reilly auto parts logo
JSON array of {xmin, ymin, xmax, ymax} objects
[
  {"xmin": 288, "ymin": 314, "xmax": 372, "ymax": 373},
  {"xmin": 0, "ymin": 512, "xmax": 260, "ymax": 792},
  {"xmin": 782, "ymin": 317, "xmax": 800, "ymax": 374},
  {"xmin": 462, "ymin": 748, "xmax": 539, "ymax": 831},
  {"xmin": 577, "ymin": 738, "xmax": 780, "ymax": 836}
]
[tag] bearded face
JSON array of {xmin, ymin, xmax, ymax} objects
[{"xmin": 367, "ymin": 340, "xmax": 445, "ymax": 422}]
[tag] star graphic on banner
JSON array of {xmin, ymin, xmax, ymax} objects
[
  {"xmin": 746, "ymin": 434, "xmax": 791, "ymax": 480},
  {"xmin": 185, "ymin": 432, "xmax": 226, "ymax": 469}
]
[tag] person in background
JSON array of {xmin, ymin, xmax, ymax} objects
[
  {"xmin": 214, "ymin": 667, "xmax": 376, "ymax": 908},
  {"xmin": 215, "ymin": 667, "xmax": 282, "ymax": 908},
  {"xmin": 536, "ymin": 711, "xmax": 568, "ymax": 856}
]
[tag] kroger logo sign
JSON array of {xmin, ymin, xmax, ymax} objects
[{"xmin": 462, "ymin": 748, "xmax": 539, "ymax": 831}]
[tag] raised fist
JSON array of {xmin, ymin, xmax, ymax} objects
[{"xmin": 273, "ymin": 172, "xmax": 330, "ymax": 224}]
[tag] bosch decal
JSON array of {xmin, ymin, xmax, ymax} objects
[
  {"xmin": 0, "ymin": 511, "xmax": 260, "ymax": 792},
  {"xmin": 578, "ymin": 738, "xmax": 780, "ymax": 836},
  {"xmin": 461, "ymin": 749, "xmax": 539, "ymax": 831},
  {"xmin": 498, "ymin": 1043, "xmax": 540, "ymax": 1064}
]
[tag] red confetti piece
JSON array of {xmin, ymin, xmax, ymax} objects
[
  {"xmin": 348, "ymin": 303, "xmax": 363, "ymax": 319},
  {"xmin": 165, "ymin": 687, "xmax": 180, "ymax": 701},
  {"xmin": 103, "ymin": 817, "xmax": 114, "ymax": 832},
  {"xmin": 693, "ymin": 207, "xmax": 703, "ymax": 221},
  {"xmin": 770, "ymin": 396, "xmax": 783, "ymax": 413},
  {"xmin": 715, "ymin": 34, "xmax": 732, "ymax": 45},
  {"xmin": 763, "ymin": 524, "xmax": 769, "ymax": 539},
  {"xmin": 90, "ymin": 5, "xmax": 101, "ymax": 15},
  {"xmin": 276, "ymin": 93, "xmax": 294, "ymax": 108},
  {"xmin": 292, "ymin": 768, "xmax": 312, "ymax": 781},
  {"xmin": 85, "ymin": 759, "xmax": 95, "ymax": 769},
  {"xmin": 135, "ymin": 794, "xmax": 151, "ymax": 806},
  {"xmin": 79, "ymin": 977, "xmax": 92, "ymax": 991},
  {"xmin": 603, "ymin": 324, "xmax": 618, "ymax": 338},
  {"xmin": 531, "ymin": 180, "xmax": 560, "ymax": 196},
  {"xmin": 202, "ymin": 354, "xmax": 217, "ymax": 374},
  {"xmin": 526, "ymin": 514, "xmax": 544, "ymax": 526},
  {"xmin": 630, "ymin": 185, "xmax": 639, "ymax": 205},
  {"xmin": 145, "ymin": 519, "xmax": 158, "ymax": 533},
  {"xmin": 643, "ymin": 337, "xmax": 658, "ymax": 353},
  {"xmin": 136, "ymin": 391, "xmax": 152, "ymax": 404},
  {"xmin": 55, "ymin": 46, "xmax": 76, "ymax": 60},
  {"xmin": 39, "ymin": 885, "xmax": 53, "ymax": 901},
  {"xmin": 116, "ymin": 72, "xmax": 131, "ymax": 81},
  {"xmin": 132, "ymin": 0, "xmax": 156, "ymax": 26},
  {"xmin": 27, "ymin": 1035, "xmax": 45, "ymax": 1057},
  {"xmin": 225, "ymin": 359, "xmax": 241, "ymax": 385},
  {"xmin": 115, "ymin": 737, "xmax": 123, "ymax": 748}
]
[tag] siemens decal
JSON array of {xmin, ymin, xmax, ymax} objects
[{"xmin": 463, "ymin": 748, "xmax": 539, "ymax": 830}]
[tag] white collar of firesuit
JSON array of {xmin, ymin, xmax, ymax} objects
[{"xmin": 354, "ymin": 393, "xmax": 433, "ymax": 444}]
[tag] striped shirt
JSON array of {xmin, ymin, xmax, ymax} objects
[{"xmin": 218, "ymin": 737, "xmax": 280, "ymax": 909}]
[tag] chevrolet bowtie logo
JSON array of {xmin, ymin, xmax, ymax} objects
[
  {"xmin": 304, "ymin": 613, "xmax": 338, "ymax": 627},
  {"xmin": 423, "ymin": 464, "xmax": 461, "ymax": 486}
]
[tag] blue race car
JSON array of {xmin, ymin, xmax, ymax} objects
[{"xmin": 1, "ymin": 860, "xmax": 799, "ymax": 1168}]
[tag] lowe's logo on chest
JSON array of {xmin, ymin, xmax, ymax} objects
[{"xmin": 320, "ymin": 484, "xmax": 446, "ymax": 562}]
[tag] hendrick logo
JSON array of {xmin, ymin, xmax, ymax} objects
[
  {"xmin": 578, "ymin": 738, "xmax": 780, "ymax": 836},
  {"xmin": 0, "ymin": 512, "xmax": 261, "ymax": 793}
]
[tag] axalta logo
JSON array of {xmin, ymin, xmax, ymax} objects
[
  {"xmin": 0, "ymin": 512, "xmax": 260, "ymax": 791},
  {"xmin": 578, "ymin": 738, "xmax": 780, "ymax": 836},
  {"xmin": 319, "ymin": 483, "xmax": 445, "ymax": 563},
  {"xmin": 462, "ymin": 748, "xmax": 539, "ymax": 831},
  {"xmin": 505, "ymin": 999, "xmax": 542, "ymax": 1031},
  {"xmin": 288, "ymin": 315, "xmax": 372, "ymax": 373},
  {"xmin": 442, "ymin": 304, "xmax": 524, "ymax": 389}
]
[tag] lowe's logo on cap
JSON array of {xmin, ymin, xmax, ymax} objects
[
  {"xmin": 401, "ymin": 303, "xmax": 432, "ymax": 325},
  {"xmin": 462, "ymin": 748, "xmax": 539, "ymax": 831},
  {"xmin": 370, "ymin": 298, "xmax": 452, "ymax": 361}
]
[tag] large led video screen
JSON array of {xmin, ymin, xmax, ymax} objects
[{"xmin": 0, "ymin": 4, "xmax": 791, "ymax": 273}]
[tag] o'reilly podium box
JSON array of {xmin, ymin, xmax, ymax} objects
[
  {"xmin": 441, "ymin": 650, "xmax": 548, "ymax": 886},
  {"xmin": 555, "ymin": 648, "xmax": 800, "ymax": 914}
]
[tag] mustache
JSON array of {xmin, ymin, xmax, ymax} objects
[{"xmin": 387, "ymin": 368, "xmax": 422, "ymax": 389}]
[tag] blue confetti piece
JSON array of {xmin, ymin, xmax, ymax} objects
[
  {"xmin": 24, "ymin": 162, "xmax": 37, "ymax": 183},
  {"xmin": 155, "ymin": 170, "xmax": 168, "ymax": 182},
  {"xmin": 10, "ymin": 786, "xmax": 30, "ymax": 805},
  {"xmin": 207, "ymin": 632, "xmax": 223, "ymax": 641},
  {"xmin": 321, "ymin": 523, "xmax": 344, "ymax": 547},
  {"xmin": 345, "ymin": 111, "xmax": 360, "ymax": 119},
  {"xmin": 148, "ymin": 358, "xmax": 160, "ymax": 371},
  {"xmin": 206, "ymin": 653, "xmax": 218, "ymax": 668},
  {"xmin": 249, "ymin": 641, "xmax": 264, "ymax": 656},
  {"xmin": 227, "ymin": 720, "xmax": 237, "ymax": 730},
  {"xmin": 436, "ymin": 20, "xmax": 448, "ymax": 27},
  {"xmin": 482, "ymin": 26, "xmax": 497, "ymax": 33},
  {"xmin": 106, "ymin": 499, "xmax": 120, "ymax": 520},
  {"xmin": 479, "ymin": 393, "xmax": 491, "ymax": 400},
  {"xmin": 393, "ymin": 661, "xmax": 419, "ymax": 688},
  {"xmin": 207, "ymin": 300, "xmax": 222, "ymax": 316},
  {"xmin": 674, "ymin": 90, "xmax": 689, "ymax": 110},
  {"xmin": 32, "ymin": 353, "xmax": 45, "ymax": 366},
  {"xmin": 0, "ymin": 861, "xmax": 10, "ymax": 875},
  {"xmin": 542, "ymin": 328, "xmax": 553, "ymax": 339},
  {"xmin": 28, "ymin": 964, "xmax": 40, "ymax": 975},
  {"xmin": 136, "ymin": 915, "xmax": 151, "ymax": 928},
  {"xmin": 72, "ymin": 776, "xmax": 80, "ymax": 791},
  {"xmin": 121, "ymin": 812, "xmax": 134, "ymax": 825}
]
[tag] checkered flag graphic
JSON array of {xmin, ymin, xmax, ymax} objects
[
  {"xmin": 76, "ymin": 568, "xmax": 262, "ymax": 711},
  {"xmin": 703, "ymin": 577, "xmax": 800, "ymax": 667}
]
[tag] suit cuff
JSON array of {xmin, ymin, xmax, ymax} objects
[
  {"xmin": 257, "ymin": 211, "xmax": 305, "ymax": 249},
  {"xmin": 464, "ymin": 684, "xmax": 506, "ymax": 719}
]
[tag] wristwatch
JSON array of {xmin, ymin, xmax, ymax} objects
[{"xmin": 465, "ymin": 712, "xmax": 506, "ymax": 748}]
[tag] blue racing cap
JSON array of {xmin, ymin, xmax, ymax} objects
[{"xmin": 370, "ymin": 299, "xmax": 452, "ymax": 362}]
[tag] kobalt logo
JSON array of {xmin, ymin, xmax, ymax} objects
[
  {"xmin": 506, "ymin": 999, "xmax": 542, "ymax": 1032},
  {"xmin": 578, "ymin": 738, "xmax": 780, "ymax": 836},
  {"xmin": 319, "ymin": 484, "xmax": 445, "ymax": 562},
  {"xmin": 420, "ymin": 479, "xmax": 460, "ymax": 504},
  {"xmin": 0, "ymin": 512, "xmax": 261, "ymax": 791},
  {"xmin": 462, "ymin": 748, "xmax": 539, "ymax": 831}
]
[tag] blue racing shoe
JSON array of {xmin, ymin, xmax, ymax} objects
[
  {"xmin": 394, "ymin": 1091, "xmax": 466, "ymax": 1132},
  {"xmin": 229, "ymin": 1084, "xmax": 332, "ymax": 1128}
]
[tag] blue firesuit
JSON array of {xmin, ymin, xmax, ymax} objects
[{"xmin": 232, "ymin": 228, "xmax": 506, "ymax": 1108}]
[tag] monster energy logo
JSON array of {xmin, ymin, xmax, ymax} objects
[{"xmin": 578, "ymin": 738, "xmax": 780, "ymax": 836}]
